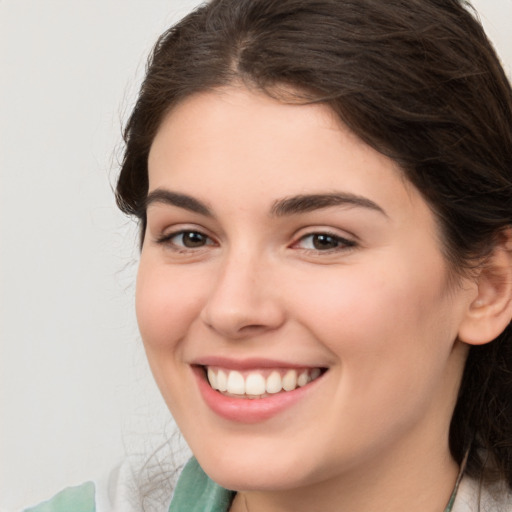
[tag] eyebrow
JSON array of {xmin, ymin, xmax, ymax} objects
[
  {"xmin": 145, "ymin": 189, "xmax": 213, "ymax": 216},
  {"xmin": 270, "ymin": 193, "xmax": 387, "ymax": 217},
  {"xmin": 145, "ymin": 188, "xmax": 386, "ymax": 218}
]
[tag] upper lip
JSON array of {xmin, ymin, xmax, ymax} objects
[{"xmin": 191, "ymin": 356, "xmax": 327, "ymax": 371}]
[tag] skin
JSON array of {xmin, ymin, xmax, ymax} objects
[{"xmin": 137, "ymin": 87, "xmax": 480, "ymax": 512}]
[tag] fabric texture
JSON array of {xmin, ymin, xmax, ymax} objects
[
  {"xmin": 452, "ymin": 475, "xmax": 512, "ymax": 512},
  {"xmin": 21, "ymin": 460, "xmax": 145, "ymax": 512},
  {"xmin": 168, "ymin": 457, "xmax": 234, "ymax": 512},
  {"xmin": 23, "ymin": 482, "xmax": 95, "ymax": 512}
]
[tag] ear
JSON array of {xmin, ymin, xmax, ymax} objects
[{"xmin": 458, "ymin": 228, "xmax": 512, "ymax": 346}]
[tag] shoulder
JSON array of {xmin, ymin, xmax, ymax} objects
[
  {"xmin": 22, "ymin": 457, "xmax": 233, "ymax": 512},
  {"xmin": 23, "ymin": 482, "xmax": 95, "ymax": 512},
  {"xmin": 22, "ymin": 460, "xmax": 145, "ymax": 512},
  {"xmin": 453, "ymin": 474, "xmax": 512, "ymax": 512}
]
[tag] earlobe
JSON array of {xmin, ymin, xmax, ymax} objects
[{"xmin": 458, "ymin": 229, "xmax": 512, "ymax": 346}]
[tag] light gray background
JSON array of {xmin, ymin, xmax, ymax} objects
[{"xmin": 1, "ymin": 1, "xmax": 511, "ymax": 510}]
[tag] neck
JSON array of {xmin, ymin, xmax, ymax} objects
[{"xmin": 230, "ymin": 435, "xmax": 459, "ymax": 512}]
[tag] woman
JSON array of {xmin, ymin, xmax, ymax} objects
[{"xmin": 26, "ymin": 0, "xmax": 512, "ymax": 510}]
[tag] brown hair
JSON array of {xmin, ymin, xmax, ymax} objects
[{"xmin": 117, "ymin": 0, "xmax": 512, "ymax": 487}]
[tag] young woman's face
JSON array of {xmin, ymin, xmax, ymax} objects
[{"xmin": 137, "ymin": 87, "xmax": 474, "ymax": 492}]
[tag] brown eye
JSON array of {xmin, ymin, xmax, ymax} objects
[
  {"xmin": 180, "ymin": 231, "xmax": 209, "ymax": 248},
  {"xmin": 158, "ymin": 230, "xmax": 215, "ymax": 249},
  {"xmin": 311, "ymin": 234, "xmax": 340, "ymax": 250},
  {"xmin": 295, "ymin": 232, "xmax": 356, "ymax": 252}
]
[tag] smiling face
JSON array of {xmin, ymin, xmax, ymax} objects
[{"xmin": 137, "ymin": 87, "xmax": 476, "ymax": 501}]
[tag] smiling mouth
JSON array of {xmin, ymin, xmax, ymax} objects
[{"xmin": 203, "ymin": 366, "xmax": 327, "ymax": 399}]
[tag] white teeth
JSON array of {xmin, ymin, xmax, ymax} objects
[
  {"xmin": 266, "ymin": 371, "xmax": 282, "ymax": 394},
  {"xmin": 297, "ymin": 370, "xmax": 309, "ymax": 387},
  {"xmin": 282, "ymin": 369, "xmax": 297, "ymax": 391},
  {"xmin": 245, "ymin": 373, "xmax": 266, "ymax": 395},
  {"xmin": 206, "ymin": 367, "xmax": 324, "ymax": 397},
  {"xmin": 310, "ymin": 368, "xmax": 321, "ymax": 380},
  {"xmin": 207, "ymin": 367, "xmax": 217, "ymax": 389},
  {"xmin": 217, "ymin": 369, "xmax": 228, "ymax": 391},
  {"xmin": 227, "ymin": 371, "xmax": 245, "ymax": 395}
]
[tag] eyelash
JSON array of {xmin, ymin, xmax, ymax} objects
[
  {"xmin": 155, "ymin": 229, "xmax": 357, "ymax": 255},
  {"xmin": 155, "ymin": 230, "xmax": 217, "ymax": 251},
  {"xmin": 293, "ymin": 232, "xmax": 357, "ymax": 253}
]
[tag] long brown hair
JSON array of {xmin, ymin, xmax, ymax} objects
[{"xmin": 117, "ymin": 0, "xmax": 512, "ymax": 487}]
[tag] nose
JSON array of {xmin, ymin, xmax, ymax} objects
[{"xmin": 200, "ymin": 249, "xmax": 286, "ymax": 339}]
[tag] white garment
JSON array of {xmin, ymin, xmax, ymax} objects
[
  {"xmin": 453, "ymin": 475, "xmax": 512, "ymax": 512},
  {"xmin": 93, "ymin": 460, "xmax": 174, "ymax": 512}
]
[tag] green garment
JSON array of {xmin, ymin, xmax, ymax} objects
[
  {"xmin": 169, "ymin": 457, "xmax": 234, "ymax": 512},
  {"xmin": 23, "ymin": 481, "xmax": 95, "ymax": 512},
  {"xmin": 21, "ymin": 460, "xmax": 233, "ymax": 512}
]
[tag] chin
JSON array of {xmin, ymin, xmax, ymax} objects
[{"xmin": 194, "ymin": 445, "xmax": 330, "ymax": 492}]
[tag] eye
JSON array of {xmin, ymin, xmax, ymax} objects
[
  {"xmin": 157, "ymin": 230, "xmax": 215, "ymax": 249},
  {"xmin": 295, "ymin": 232, "xmax": 356, "ymax": 252}
]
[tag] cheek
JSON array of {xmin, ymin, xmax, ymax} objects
[
  {"xmin": 135, "ymin": 259, "xmax": 204, "ymax": 350},
  {"xmin": 290, "ymin": 254, "xmax": 455, "ymax": 376},
  {"xmin": 286, "ymin": 260, "xmax": 459, "ymax": 444}
]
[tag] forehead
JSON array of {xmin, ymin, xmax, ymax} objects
[{"xmin": 148, "ymin": 87, "xmax": 424, "ymax": 221}]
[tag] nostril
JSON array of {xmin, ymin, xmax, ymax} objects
[{"xmin": 238, "ymin": 323, "xmax": 270, "ymax": 333}]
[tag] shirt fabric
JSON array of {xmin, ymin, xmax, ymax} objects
[{"xmin": 23, "ymin": 457, "xmax": 512, "ymax": 512}]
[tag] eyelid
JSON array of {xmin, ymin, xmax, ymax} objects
[
  {"xmin": 152, "ymin": 223, "xmax": 358, "ymax": 255},
  {"xmin": 154, "ymin": 226, "xmax": 218, "ymax": 250},
  {"xmin": 291, "ymin": 229, "xmax": 358, "ymax": 253}
]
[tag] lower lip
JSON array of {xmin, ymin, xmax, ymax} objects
[{"xmin": 192, "ymin": 366, "xmax": 323, "ymax": 424}]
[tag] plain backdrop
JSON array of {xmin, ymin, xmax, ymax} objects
[{"xmin": 1, "ymin": 1, "xmax": 511, "ymax": 510}]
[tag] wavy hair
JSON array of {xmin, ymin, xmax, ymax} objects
[{"xmin": 117, "ymin": 0, "xmax": 512, "ymax": 487}]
